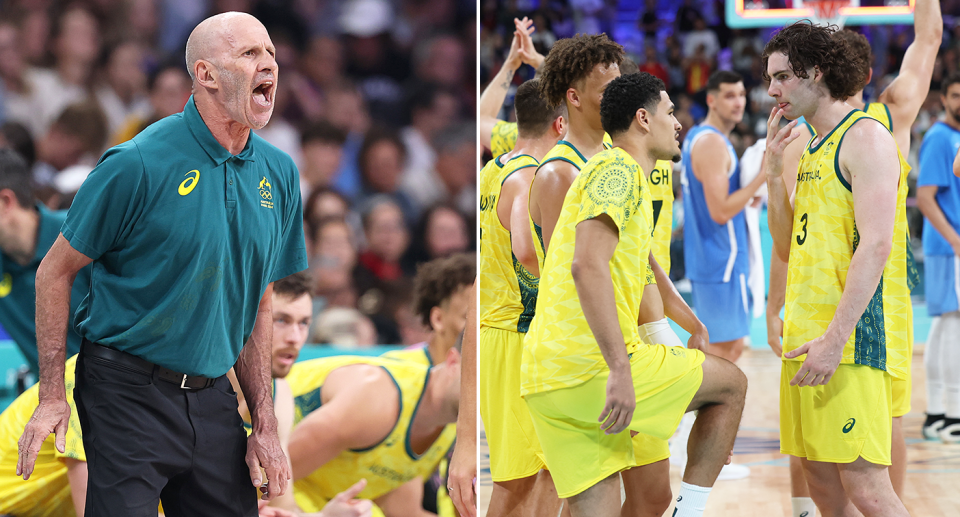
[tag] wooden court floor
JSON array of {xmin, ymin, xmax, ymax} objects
[{"xmin": 478, "ymin": 346, "xmax": 960, "ymax": 516}]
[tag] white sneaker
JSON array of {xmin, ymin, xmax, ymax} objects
[
  {"xmin": 940, "ymin": 419, "xmax": 960, "ymax": 444},
  {"xmin": 716, "ymin": 463, "xmax": 751, "ymax": 481},
  {"xmin": 922, "ymin": 416, "xmax": 945, "ymax": 440}
]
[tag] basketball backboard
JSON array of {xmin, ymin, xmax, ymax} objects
[{"xmin": 726, "ymin": 0, "xmax": 915, "ymax": 28}]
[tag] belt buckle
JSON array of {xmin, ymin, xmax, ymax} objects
[{"xmin": 180, "ymin": 374, "xmax": 192, "ymax": 390}]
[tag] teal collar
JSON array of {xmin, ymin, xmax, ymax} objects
[{"xmin": 183, "ymin": 95, "xmax": 257, "ymax": 165}]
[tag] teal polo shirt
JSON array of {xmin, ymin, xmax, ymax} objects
[
  {"xmin": 62, "ymin": 96, "xmax": 308, "ymax": 377},
  {"xmin": 0, "ymin": 204, "xmax": 90, "ymax": 373}
]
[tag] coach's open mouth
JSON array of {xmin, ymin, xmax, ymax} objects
[{"xmin": 252, "ymin": 79, "xmax": 274, "ymax": 108}]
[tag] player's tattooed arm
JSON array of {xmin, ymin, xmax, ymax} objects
[{"xmin": 479, "ymin": 24, "xmax": 524, "ymax": 152}]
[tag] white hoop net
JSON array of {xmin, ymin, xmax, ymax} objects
[{"xmin": 804, "ymin": 0, "xmax": 850, "ymax": 29}]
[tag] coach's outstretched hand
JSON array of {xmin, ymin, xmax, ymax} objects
[
  {"xmin": 247, "ymin": 425, "xmax": 291, "ymax": 501},
  {"xmin": 17, "ymin": 398, "xmax": 70, "ymax": 479}
]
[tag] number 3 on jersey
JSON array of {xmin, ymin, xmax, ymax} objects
[{"xmin": 796, "ymin": 212, "xmax": 808, "ymax": 246}]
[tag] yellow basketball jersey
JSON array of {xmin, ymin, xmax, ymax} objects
[
  {"xmin": 784, "ymin": 110, "xmax": 911, "ymax": 379},
  {"xmin": 521, "ymin": 148, "xmax": 653, "ymax": 395},
  {"xmin": 0, "ymin": 356, "xmax": 84, "ymax": 517},
  {"xmin": 480, "ymin": 154, "xmax": 540, "ymax": 332},
  {"xmin": 529, "ymin": 140, "xmax": 591, "ymax": 273},
  {"xmin": 287, "ymin": 356, "xmax": 457, "ymax": 510},
  {"xmin": 491, "ymin": 120, "xmax": 519, "ymax": 157},
  {"xmin": 648, "ymin": 160, "xmax": 674, "ymax": 275},
  {"xmin": 381, "ymin": 345, "xmax": 434, "ymax": 367}
]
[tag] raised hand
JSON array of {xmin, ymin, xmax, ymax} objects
[{"xmin": 765, "ymin": 106, "xmax": 801, "ymax": 178}]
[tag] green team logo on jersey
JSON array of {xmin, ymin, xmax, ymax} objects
[{"xmin": 843, "ymin": 418, "xmax": 856, "ymax": 434}]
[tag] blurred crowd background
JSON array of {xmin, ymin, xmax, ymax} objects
[
  {"xmin": 0, "ymin": 0, "xmax": 478, "ymax": 349},
  {"xmin": 481, "ymin": 0, "xmax": 960, "ymax": 280}
]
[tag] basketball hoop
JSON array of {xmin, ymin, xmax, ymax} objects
[{"xmin": 806, "ymin": 0, "xmax": 850, "ymax": 28}]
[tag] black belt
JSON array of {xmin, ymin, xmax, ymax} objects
[{"xmin": 82, "ymin": 340, "xmax": 216, "ymax": 389}]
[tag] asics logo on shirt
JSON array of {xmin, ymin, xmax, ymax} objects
[{"xmin": 178, "ymin": 170, "xmax": 200, "ymax": 196}]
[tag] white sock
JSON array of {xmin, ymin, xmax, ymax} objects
[
  {"xmin": 942, "ymin": 312, "xmax": 960, "ymax": 418},
  {"xmin": 791, "ymin": 497, "xmax": 817, "ymax": 517},
  {"xmin": 672, "ymin": 482, "xmax": 711, "ymax": 517},
  {"xmin": 925, "ymin": 316, "xmax": 945, "ymax": 415},
  {"xmin": 638, "ymin": 318, "xmax": 684, "ymax": 347}
]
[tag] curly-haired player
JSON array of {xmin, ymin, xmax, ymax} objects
[
  {"xmin": 529, "ymin": 34, "xmax": 623, "ymax": 252},
  {"xmin": 383, "ymin": 253, "xmax": 476, "ymax": 367},
  {"xmin": 764, "ymin": 21, "xmax": 912, "ymax": 517},
  {"xmin": 765, "ymin": 6, "xmax": 941, "ymax": 515}
]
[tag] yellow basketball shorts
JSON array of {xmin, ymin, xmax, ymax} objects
[
  {"xmin": 780, "ymin": 361, "xmax": 893, "ymax": 465},
  {"xmin": 525, "ymin": 344, "xmax": 704, "ymax": 498},
  {"xmin": 478, "ymin": 326, "xmax": 546, "ymax": 482},
  {"xmin": 892, "ymin": 319, "xmax": 913, "ymax": 418}
]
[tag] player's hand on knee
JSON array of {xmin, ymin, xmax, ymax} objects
[
  {"xmin": 246, "ymin": 428, "xmax": 291, "ymax": 500},
  {"xmin": 687, "ymin": 325, "xmax": 710, "ymax": 353},
  {"xmin": 784, "ymin": 335, "xmax": 842, "ymax": 387},
  {"xmin": 765, "ymin": 106, "xmax": 800, "ymax": 177},
  {"xmin": 323, "ymin": 479, "xmax": 373, "ymax": 517},
  {"xmin": 17, "ymin": 398, "xmax": 71, "ymax": 479},
  {"xmin": 600, "ymin": 368, "xmax": 636, "ymax": 435}
]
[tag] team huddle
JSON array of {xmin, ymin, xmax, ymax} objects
[{"xmin": 477, "ymin": 1, "xmax": 942, "ymax": 515}]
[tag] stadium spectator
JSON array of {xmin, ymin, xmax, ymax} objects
[
  {"xmin": 400, "ymin": 82, "xmax": 461, "ymax": 210},
  {"xmin": 429, "ymin": 123, "xmax": 477, "ymax": 216},
  {"xmin": 94, "ymin": 39, "xmax": 151, "ymax": 139},
  {"xmin": 403, "ymin": 204, "xmax": 472, "ymax": 275},
  {"xmin": 304, "ymin": 187, "xmax": 352, "ymax": 235},
  {"xmin": 357, "ymin": 196, "xmax": 410, "ymax": 286},
  {"xmin": 298, "ymin": 120, "xmax": 348, "ymax": 197},
  {"xmin": 31, "ymin": 101, "xmax": 108, "ymax": 201},
  {"xmin": 639, "ymin": 45, "xmax": 670, "ymax": 88},
  {"xmin": 356, "ymin": 128, "xmax": 417, "ymax": 222},
  {"xmin": 309, "ymin": 307, "xmax": 378, "ymax": 347},
  {"xmin": 111, "ymin": 62, "xmax": 192, "ymax": 145}
]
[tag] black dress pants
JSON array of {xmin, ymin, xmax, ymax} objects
[{"xmin": 74, "ymin": 345, "xmax": 257, "ymax": 517}]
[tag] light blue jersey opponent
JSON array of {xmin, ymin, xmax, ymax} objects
[{"xmin": 680, "ymin": 124, "xmax": 749, "ymax": 284}]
